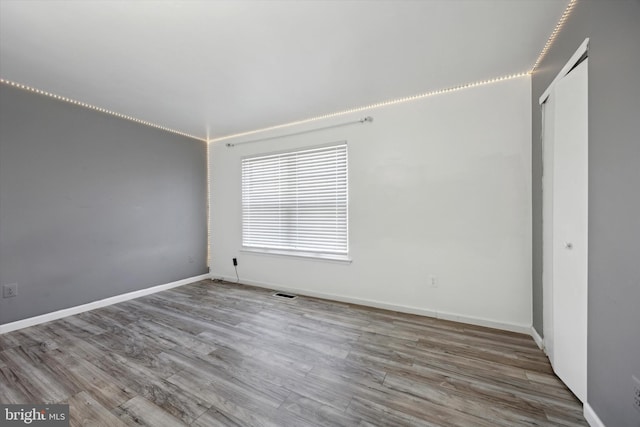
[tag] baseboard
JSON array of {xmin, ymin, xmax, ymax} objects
[
  {"xmin": 435, "ymin": 310, "xmax": 530, "ymax": 334},
  {"xmin": 584, "ymin": 403, "xmax": 606, "ymax": 427},
  {"xmin": 530, "ymin": 326, "xmax": 544, "ymax": 350},
  {"xmin": 213, "ymin": 274, "xmax": 438, "ymax": 318},
  {"xmin": 0, "ymin": 273, "xmax": 211, "ymax": 334},
  {"xmin": 211, "ymin": 274, "xmax": 531, "ymax": 334}
]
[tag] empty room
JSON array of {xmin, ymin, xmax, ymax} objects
[{"xmin": 0, "ymin": 0, "xmax": 638, "ymax": 426}]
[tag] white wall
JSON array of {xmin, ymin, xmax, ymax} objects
[{"xmin": 209, "ymin": 76, "xmax": 532, "ymax": 332}]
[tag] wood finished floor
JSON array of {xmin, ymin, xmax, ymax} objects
[{"xmin": 0, "ymin": 279, "xmax": 586, "ymax": 427}]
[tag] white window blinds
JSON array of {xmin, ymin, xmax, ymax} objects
[{"xmin": 242, "ymin": 143, "xmax": 348, "ymax": 257}]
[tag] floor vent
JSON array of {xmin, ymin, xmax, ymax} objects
[{"xmin": 273, "ymin": 292, "xmax": 297, "ymax": 299}]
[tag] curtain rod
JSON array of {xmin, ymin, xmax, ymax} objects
[{"xmin": 225, "ymin": 116, "xmax": 373, "ymax": 147}]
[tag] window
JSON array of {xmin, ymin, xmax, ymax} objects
[{"xmin": 241, "ymin": 142, "xmax": 348, "ymax": 260}]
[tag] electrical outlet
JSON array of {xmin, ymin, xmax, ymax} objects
[
  {"xmin": 3, "ymin": 283, "xmax": 18, "ymax": 298},
  {"xmin": 232, "ymin": 258, "xmax": 238, "ymax": 266},
  {"xmin": 633, "ymin": 375, "xmax": 640, "ymax": 413},
  {"xmin": 429, "ymin": 274, "xmax": 438, "ymax": 288}
]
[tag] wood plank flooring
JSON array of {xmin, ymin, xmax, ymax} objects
[{"xmin": 0, "ymin": 279, "xmax": 586, "ymax": 426}]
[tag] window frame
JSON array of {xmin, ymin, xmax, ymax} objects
[{"xmin": 240, "ymin": 141, "xmax": 350, "ymax": 262}]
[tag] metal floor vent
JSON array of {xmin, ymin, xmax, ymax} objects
[{"xmin": 273, "ymin": 292, "xmax": 297, "ymax": 299}]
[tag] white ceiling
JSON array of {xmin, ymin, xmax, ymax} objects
[{"xmin": 0, "ymin": 0, "xmax": 569, "ymax": 141}]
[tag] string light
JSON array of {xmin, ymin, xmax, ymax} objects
[
  {"xmin": 209, "ymin": 1, "xmax": 577, "ymax": 144},
  {"xmin": 0, "ymin": 78, "xmax": 207, "ymax": 142},
  {"xmin": 531, "ymin": 0, "xmax": 579, "ymax": 72},
  {"xmin": 3, "ymin": 0, "xmax": 576, "ymax": 145},
  {"xmin": 208, "ymin": 71, "xmax": 530, "ymax": 144}
]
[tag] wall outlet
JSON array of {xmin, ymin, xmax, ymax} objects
[
  {"xmin": 429, "ymin": 274, "xmax": 438, "ymax": 288},
  {"xmin": 633, "ymin": 375, "xmax": 640, "ymax": 413},
  {"xmin": 3, "ymin": 283, "xmax": 18, "ymax": 298},
  {"xmin": 232, "ymin": 258, "xmax": 238, "ymax": 266}
]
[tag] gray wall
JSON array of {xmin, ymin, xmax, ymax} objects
[
  {"xmin": 0, "ymin": 84, "xmax": 208, "ymax": 324},
  {"xmin": 531, "ymin": 1, "xmax": 640, "ymax": 425}
]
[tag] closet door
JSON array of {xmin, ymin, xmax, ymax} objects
[{"xmin": 550, "ymin": 57, "xmax": 589, "ymax": 403}]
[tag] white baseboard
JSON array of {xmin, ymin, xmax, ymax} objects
[
  {"xmin": 436, "ymin": 310, "xmax": 531, "ymax": 334},
  {"xmin": 584, "ymin": 403, "xmax": 606, "ymax": 427},
  {"xmin": 0, "ymin": 273, "xmax": 211, "ymax": 334},
  {"xmin": 211, "ymin": 274, "xmax": 531, "ymax": 334},
  {"xmin": 212, "ymin": 274, "xmax": 438, "ymax": 318},
  {"xmin": 530, "ymin": 326, "xmax": 544, "ymax": 350}
]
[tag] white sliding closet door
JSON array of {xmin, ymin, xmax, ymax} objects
[{"xmin": 551, "ymin": 57, "xmax": 588, "ymax": 402}]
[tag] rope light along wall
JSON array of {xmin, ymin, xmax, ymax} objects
[
  {"xmin": 531, "ymin": 0, "xmax": 579, "ymax": 72},
  {"xmin": 208, "ymin": 1, "xmax": 579, "ymax": 144},
  {"xmin": 0, "ymin": 78, "xmax": 207, "ymax": 142},
  {"xmin": 208, "ymin": 71, "xmax": 530, "ymax": 144},
  {"xmin": 2, "ymin": 1, "xmax": 577, "ymax": 146}
]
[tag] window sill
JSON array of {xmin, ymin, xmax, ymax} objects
[{"xmin": 241, "ymin": 248, "xmax": 352, "ymax": 264}]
